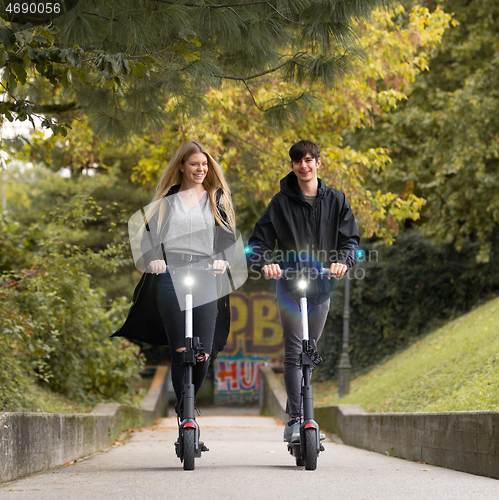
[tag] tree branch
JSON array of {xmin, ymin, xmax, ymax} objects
[
  {"xmin": 216, "ymin": 52, "xmax": 307, "ymax": 82},
  {"xmin": 151, "ymin": 0, "xmax": 301, "ymax": 24},
  {"xmin": 242, "ymin": 81, "xmax": 264, "ymax": 111},
  {"xmin": 226, "ymin": 130, "xmax": 279, "ymax": 158},
  {"xmin": 151, "ymin": 0, "xmax": 276, "ymax": 8}
]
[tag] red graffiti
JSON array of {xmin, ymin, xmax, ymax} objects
[
  {"xmin": 215, "ymin": 359, "xmax": 266, "ymax": 392},
  {"xmin": 216, "ymin": 361, "xmax": 239, "ymax": 391}
]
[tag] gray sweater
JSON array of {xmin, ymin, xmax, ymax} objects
[{"xmin": 163, "ymin": 192, "xmax": 214, "ymax": 257}]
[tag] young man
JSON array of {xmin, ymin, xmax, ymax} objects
[{"xmin": 247, "ymin": 140, "xmax": 359, "ymax": 442}]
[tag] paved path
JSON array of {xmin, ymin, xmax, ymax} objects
[{"xmin": 1, "ymin": 408, "xmax": 498, "ymax": 500}]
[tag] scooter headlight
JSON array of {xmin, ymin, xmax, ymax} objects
[
  {"xmin": 184, "ymin": 276, "xmax": 194, "ymax": 286},
  {"xmin": 298, "ymin": 280, "xmax": 307, "ymax": 290}
]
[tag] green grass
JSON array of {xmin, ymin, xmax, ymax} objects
[
  {"xmin": 23, "ymin": 383, "xmax": 95, "ymax": 414},
  {"xmin": 313, "ymin": 296, "xmax": 499, "ymax": 412},
  {"xmin": 17, "ymin": 376, "xmax": 151, "ymax": 414}
]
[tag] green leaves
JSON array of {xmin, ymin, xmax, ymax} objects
[
  {"xmin": 171, "ymin": 40, "xmax": 201, "ymax": 62},
  {"xmin": 41, "ymin": 117, "xmax": 71, "ymax": 137},
  {"xmin": 263, "ymin": 91, "xmax": 319, "ymax": 129},
  {"xmin": 317, "ymin": 231, "xmax": 499, "ymax": 382},
  {"xmin": 0, "ymin": 27, "xmax": 15, "ymax": 49},
  {"xmin": 130, "ymin": 60, "xmax": 148, "ymax": 78},
  {"xmin": 355, "ymin": 0, "xmax": 499, "ymax": 262},
  {"xmin": 171, "ymin": 31, "xmax": 202, "ymax": 62},
  {"xmin": 0, "ymin": 193, "xmax": 144, "ymax": 409},
  {"xmin": 0, "ymin": 102, "xmax": 14, "ymax": 122},
  {"xmin": 0, "ymin": 0, "xmax": 393, "ymax": 138},
  {"xmin": 60, "ymin": 47, "xmax": 81, "ymax": 68}
]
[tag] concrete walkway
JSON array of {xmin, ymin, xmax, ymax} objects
[{"xmin": 1, "ymin": 408, "xmax": 498, "ymax": 500}]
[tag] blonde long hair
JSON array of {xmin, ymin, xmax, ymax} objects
[{"xmin": 143, "ymin": 141, "xmax": 235, "ymax": 238}]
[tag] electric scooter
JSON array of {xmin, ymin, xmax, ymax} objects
[
  {"xmin": 170, "ymin": 263, "xmax": 224, "ymax": 470},
  {"xmin": 283, "ymin": 267, "xmax": 331, "ymax": 470}
]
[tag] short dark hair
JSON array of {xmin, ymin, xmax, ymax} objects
[{"xmin": 289, "ymin": 140, "xmax": 320, "ymax": 163}]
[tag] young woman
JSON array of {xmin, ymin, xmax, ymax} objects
[{"xmin": 113, "ymin": 141, "xmax": 236, "ymax": 416}]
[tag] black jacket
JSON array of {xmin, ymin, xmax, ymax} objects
[
  {"xmin": 112, "ymin": 185, "xmax": 233, "ymax": 359},
  {"xmin": 248, "ymin": 172, "xmax": 360, "ymax": 302}
]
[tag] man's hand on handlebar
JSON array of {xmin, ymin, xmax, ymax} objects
[
  {"xmin": 262, "ymin": 263, "xmax": 282, "ymax": 279},
  {"xmin": 150, "ymin": 259, "xmax": 167, "ymax": 274},
  {"xmin": 329, "ymin": 262, "xmax": 347, "ymax": 278},
  {"xmin": 261, "ymin": 263, "xmax": 346, "ymax": 279}
]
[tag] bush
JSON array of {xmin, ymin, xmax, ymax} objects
[
  {"xmin": 0, "ymin": 195, "xmax": 144, "ymax": 411},
  {"xmin": 317, "ymin": 231, "xmax": 499, "ymax": 379},
  {"xmin": 0, "ymin": 301, "xmax": 39, "ymax": 411}
]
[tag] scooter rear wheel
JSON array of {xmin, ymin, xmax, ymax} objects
[
  {"xmin": 183, "ymin": 428, "xmax": 195, "ymax": 470},
  {"xmin": 304, "ymin": 428, "xmax": 318, "ymax": 470}
]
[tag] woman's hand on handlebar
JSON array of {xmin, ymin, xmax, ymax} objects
[
  {"xmin": 212, "ymin": 259, "xmax": 228, "ymax": 275},
  {"xmin": 262, "ymin": 263, "xmax": 282, "ymax": 279},
  {"xmin": 150, "ymin": 259, "xmax": 167, "ymax": 275},
  {"xmin": 329, "ymin": 262, "xmax": 347, "ymax": 278}
]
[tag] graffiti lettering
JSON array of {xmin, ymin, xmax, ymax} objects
[
  {"xmin": 224, "ymin": 292, "xmax": 284, "ymax": 356},
  {"xmin": 215, "ymin": 357, "xmax": 266, "ymax": 393}
]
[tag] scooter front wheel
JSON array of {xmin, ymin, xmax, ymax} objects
[
  {"xmin": 183, "ymin": 428, "xmax": 195, "ymax": 470},
  {"xmin": 304, "ymin": 428, "xmax": 318, "ymax": 470}
]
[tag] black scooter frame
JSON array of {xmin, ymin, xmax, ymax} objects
[
  {"xmin": 173, "ymin": 268, "xmax": 214, "ymax": 469},
  {"xmin": 285, "ymin": 268, "xmax": 327, "ymax": 468},
  {"xmin": 174, "ymin": 336, "xmax": 204, "ymax": 462}
]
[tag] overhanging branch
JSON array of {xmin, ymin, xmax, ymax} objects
[
  {"xmin": 216, "ymin": 52, "xmax": 307, "ymax": 83},
  {"xmin": 152, "ymin": 0, "xmax": 278, "ymax": 8}
]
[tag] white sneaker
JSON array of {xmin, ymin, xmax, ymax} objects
[{"xmin": 283, "ymin": 418, "xmax": 301, "ymax": 442}]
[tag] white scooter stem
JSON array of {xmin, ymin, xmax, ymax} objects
[
  {"xmin": 300, "ymin": 296, "xmax": 309, "ymax": 341},
  {"xmin": 185, "ymin": 293, "xmax": 193, "ymax": 339}
]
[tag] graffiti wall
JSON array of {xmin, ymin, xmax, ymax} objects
[
  {"xmin": 214, "ymin": 354, "xmax": 266, "ymax": 404},
  {"xmin": 214, "ymin": 291, "xmax": 283, "ymax": 404},
  {"xmin": 223, "ymin": 291, "xmax": 283, "ymax": 357}
]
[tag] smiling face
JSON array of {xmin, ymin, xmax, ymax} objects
[
  {"xmin": 180, "ymin": 152, "xmax": 208, "ymax": 188},
  {"xmin": 291, "ymin": 154, "xmax": 321, "ymax": 183}
]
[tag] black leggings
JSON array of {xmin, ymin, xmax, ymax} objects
[{"xmin": 155, "ymin": 272, "xmax": 217, "ymax": 404}]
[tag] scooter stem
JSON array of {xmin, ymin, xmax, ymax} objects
[
  {"xmin": 302, "ymin": 364, "xmax": 314, "ymax": 420},
  {"xmin": 185, "ymin": 292, "xmax": 193, "ymax": 339},
  {"xmin": 184, "ymin": 291, "xmax": 195, "ymax": 420},
  {"xmin": 300, "ymin": 297, "xmax": 309, "ymax": 341}
]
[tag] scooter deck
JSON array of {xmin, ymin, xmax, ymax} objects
[{"xmin": 287, "ymin": 442, "xmax": 301, "ymax": 458}]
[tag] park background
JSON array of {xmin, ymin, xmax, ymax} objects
[{"xmin": 1, "ymin": 0, "xmax": 498, "ymax": 414}]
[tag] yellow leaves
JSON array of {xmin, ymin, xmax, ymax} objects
[
  {"xmin": 377, "ymin": 89, "xmax": 407, "ymax": 111},
  {"xmin": 22, "ymin": 2, "xmax": 451, "ymax": 246},
  {"xmin": 393, "ymin": 5, "xmax": 405, "ymax": 16}
]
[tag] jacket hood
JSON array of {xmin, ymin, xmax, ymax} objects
[{"xmin": 280, "ymin": 171, "xmax": 326, "ymax": 203}]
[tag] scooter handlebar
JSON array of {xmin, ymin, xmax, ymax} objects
[
  {"xmin": 147, "ymin": 263, "xmax": 230, "ymax": 274},
  {"xmin": 281, "ymin": 267, "xmax": 338, "ymax": 278},
  {"xmin": 204, "ymin": 263, "xmax": 231, "ymax": 273}
]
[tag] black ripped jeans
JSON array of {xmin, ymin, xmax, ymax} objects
[{"xmin": 155, "ymin": 272, "xmax": 217, "ymax": 405}]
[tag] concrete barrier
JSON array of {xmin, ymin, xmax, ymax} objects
[
  {"xmin": 260, "ymin": 366, "xmax": 499, "ymax": 480},
  {"xmin": 315, "ymin": 405, "xmax": 499, "ymax": 480},
  {"xmin": 0, "ymin": 366, "xmax": 169, "ymax": 484},
  {"xmin": 259, "ymin": 366, "xmax": 288, "ymax": 424},
  {"xmin": 140, "ymin": 365, "xmax": 169, "ymax": 419}
]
